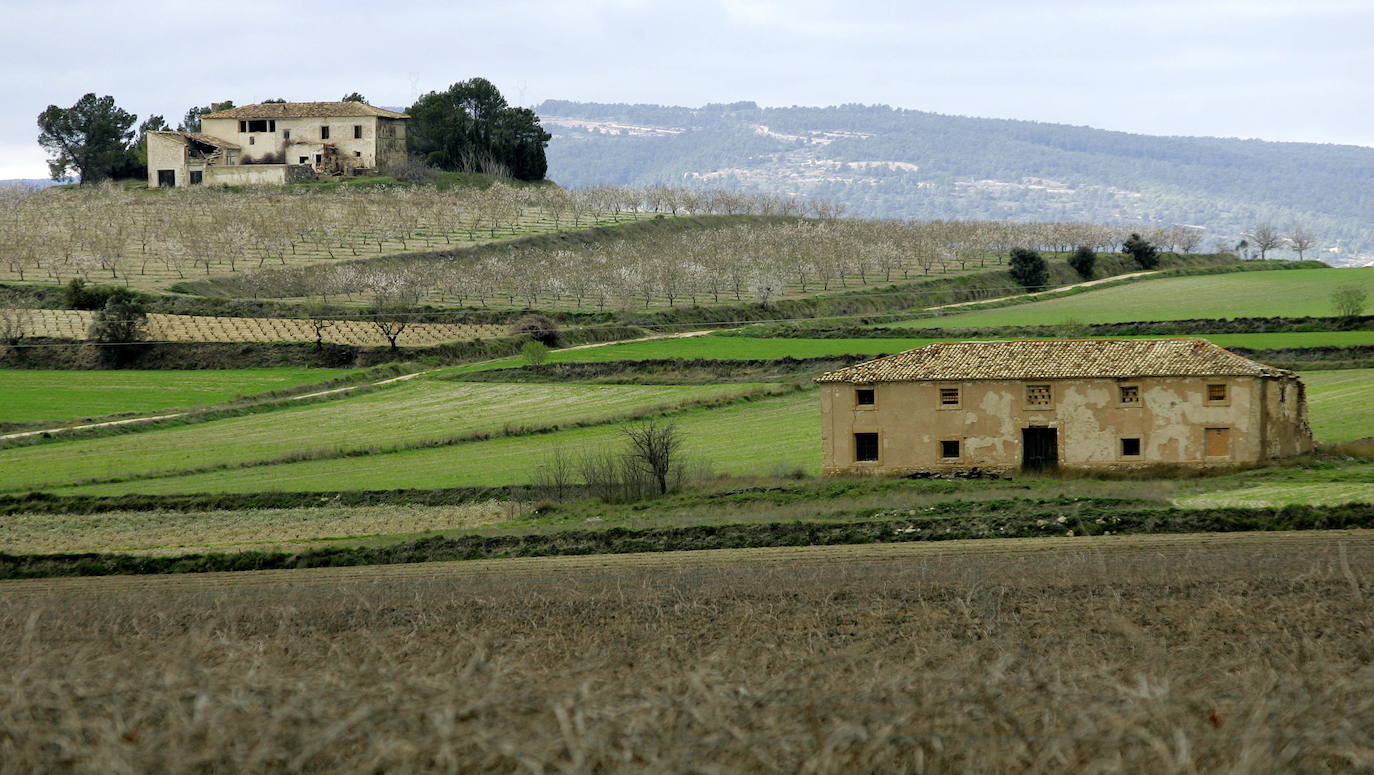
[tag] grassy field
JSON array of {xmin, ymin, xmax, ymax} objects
[
  {"xmin": 1303, "ymin": 368, "xmax": 1374, "ymax": 442},
  {"xmin": 42, "ymin": 369, "xmax": 1373, "ymax": 497},
  {"xmin": 2, "ymin": 533, "xmax": 1370, "ymax": 772},
  {"xmin": 0, "ymin": 380, "xmax": 771, "ymax": 493},
  {"xmin": 0, "ymin": 367, "xmax": 355, "ymax": 425},
  {"xmin": 884, "ymin": 267, "xmax": 1374, "ymax": 328},
  {"xmin": 456, "ymin": 330, "xmax": 1374, "ymax": 374},
  {"xmin": 53, "ymin": 389, "xmax": 820, "ymax": 496}
]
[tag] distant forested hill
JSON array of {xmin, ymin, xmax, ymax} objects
[{"xmin": 538, "ymin": 100, "xmax": 1374, "ymax": 263}]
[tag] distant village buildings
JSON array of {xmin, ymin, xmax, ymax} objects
[
  {"xmin": 146, "ymin": 102, "xmax": 408, "ymax": 188},
  {"xmin": 817, "ymin": 339, "xmax": 1312, "ymax": 475}
]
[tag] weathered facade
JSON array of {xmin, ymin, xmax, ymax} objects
[
  {"xmin": 147, "ymin": 101, "xmax": 408, "ymax": 188},
  {"xmin": 816, "ymin": 339, "xmax": 1312, "ymax": 476}
]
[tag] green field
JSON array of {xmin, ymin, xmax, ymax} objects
[
  {"xmin": 0, "ymin": 368, "xmax": 355, "ymax": 425},
  {"xmin": 1304, "ymin": 368, "xmax": 1374, "ymax": 442},
  {"xmin": 55, "ymin": 390, "xmax": 821, "ymax": 496},
  {"xmin": 44, "ymin": 368, "xmax": 1374, "ymax": 497},
  {"xmin": 460, "ymin": 331, "xmax": 1374, "ymax": 374},
  {"xmin": 0, "ymin": 380, "xmax": 771, "ymax": 493},
  {"xmin": 884, "ymin": 267, "xmax": 1374, "ymax": 328}
]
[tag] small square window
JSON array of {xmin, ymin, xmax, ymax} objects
[
  {"xmin": 354, "ymin": 150, "xmax": 362, "ymax": 157},
  {"xmin": 354, "ymin": 124, "xmax": 363, "ymax": 139},
  {"xmin": 1207, "ymin": 384, "xmax": 1227, "ymax": 402},
  {"xmin": 940, "ymin": 440, "xmax": 961, "ymax": 459},
  {"xmin": 299, "ymin": 156, "xmax": 308, "ymax": 164},
  {"xmin": 283, "ymin": 129, "xmax": 291, "ymax": 140},
  {"xmin": 939, "ymin": 387, "xmax": 960, "ymax": 406},
  {"xmin": 188, "ymin": 170, "xmax": 203, "ymax": 185},
  {"xmin": 1121, "ymin": 438, "xmax": 1141, "ymax": 457},
  {"xmin": 854, "ymin": 433, "xmax": 879, "ymax": 462},
  {"xmin": 1119, "ymin": 385, "xmax": 1140, "ymax": 404},
  {"xmin": 855, "ymin": 388, "xmax": 875, "ymax": 406},
  {"xmin": 1026, "ymin": 384, "xmax": 1052, "ymax": 407},
  {"xmin": 321, "ymin": 125, "xmax": 330, "ymax": 140}
]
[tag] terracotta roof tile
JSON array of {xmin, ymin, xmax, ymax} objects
[
  {"xmin": 202, "ymin": 102, "xmax": 408, "ymax": 119},
  {"xmin": 815, "ymin": 339, "xmax": 1292, "ymax": 383}
]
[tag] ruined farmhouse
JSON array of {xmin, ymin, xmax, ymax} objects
[
  {"xmin": 816, "ymin": 339, "xmax": 1312, "ymax": 475},
  {"xmin": 146, "ymin": 101, "xmax": 408, "ymax": 188}
]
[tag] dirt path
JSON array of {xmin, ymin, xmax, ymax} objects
[{"xmin": 923, "ymin": 270, "xmax": 1159, "ymax": 313}]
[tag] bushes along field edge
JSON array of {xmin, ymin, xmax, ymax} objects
[{"xmin": 2, "ymin": 498, "xmax": 1372, "ymax": 579}]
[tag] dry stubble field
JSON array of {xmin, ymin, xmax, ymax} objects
[{"xmin": 2, "ymin": 531, "xmax": 1372, "ymax": 773}]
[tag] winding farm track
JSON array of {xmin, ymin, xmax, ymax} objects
[{"xmin": 2, "ymin": 529, "xmax": 1369, "ymax": 596}]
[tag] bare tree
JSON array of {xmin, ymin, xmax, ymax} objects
[
  {"xmin": 1244, "ymin": 224, "xmax": 1283, "ymax": 260},
  {"xmin": 1287, "ymin": 226, "xmax": 1316, "ymax": 261},
  {"xmin": 0, "ymin": 290, "xmax": 29, "ymax": 352},
  {"xmin": 621, "ymin": 419, "xmax": 684, "ymax": 496}
]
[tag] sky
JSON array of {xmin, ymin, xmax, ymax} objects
[{"xmin": 2, "ymin": 0, "xmax": 1371, "ymax": 179}]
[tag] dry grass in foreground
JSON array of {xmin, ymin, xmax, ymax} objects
[{"xmin": 1, "ymin": 533, "xmax": 1372, "ymax": 773}]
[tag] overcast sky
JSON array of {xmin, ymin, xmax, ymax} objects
[{"xmin": 2, "ymin": 0, "xmax": 1371, "ymax": 179}]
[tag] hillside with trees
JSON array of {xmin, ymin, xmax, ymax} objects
[{"xmin": 539, "ymin": 100, "xmax": 1374, "ymax": 263}]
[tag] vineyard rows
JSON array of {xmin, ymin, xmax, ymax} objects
[{"xmin": 12, "ymin": 308, "xmax": 509, "ymax": 347}]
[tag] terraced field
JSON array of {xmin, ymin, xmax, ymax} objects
[
  {"xmin": 0, "ymin": 367, "xmax": 354, "ymax": 425},
  {"xmin": 885, "ymin": 267, "xmax": 1374, "ymax": 328},
  {"xmin": 455, "ymin": 331, "xmax": 1374, "ymax": 373},
  {"xmin": 15, "ymin": 308, "xmax": 508, "ymax": 346},
  {"xmin": 0, "ymin": 380, "xmax": 777, "ymax": 493},
  {"xmin": 53, "ymin": 389, "xmax": 819, "ymax": 496},
  {"xmin": 39, "ymin": 367, "xmax": 1374, "ymax": 497}
]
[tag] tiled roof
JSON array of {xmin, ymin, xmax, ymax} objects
[
  {"xmin": 202, "ymin": 102, "xmax": 409, "ymax": 119},
  {"xmin": 815, "ymin": 339, "xmax": 1293, "ymax": 383}
]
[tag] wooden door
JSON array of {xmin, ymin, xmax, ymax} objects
[{"xmin": 1022, "ymin": 427, "xmax": 1059, "ymax": 471}]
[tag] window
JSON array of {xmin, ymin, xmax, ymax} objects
[
  {"xmin": 320, "ymin": 126, "xmax": 330, "ymax": 139},
  {"xmin": 939, "ymin": 387, "xmax": 960, "ymax": 406},
  {"xmin": 1119, "ymin": 385, "xmax": 1140, "ymax": 405},
  {"xmin": 1120, "ymin": 437, "xmax": 1141, "ymax": 457},
  {"xmin": 248, "ymin": 136, "xmax": 255, "ymax": 145},
  {"xmin": 189, "ymin": 170, "xmax": 203, "ymax": 185},
  {"xmin": 246, "ymin": 119, "xmax": 270, "ymax": 133},
  {"xmin": 283, "ymin": 129, "xmax": 290, "ymax": 140},
  {"xmin": 940, "ymin": 440, "xmax": 961, "ymax": 459},
  {"xmin": 855, "ymin": 388, "xmax": 875, "ymax": 407},
  {"xmin": 1280, "ymin": 384, "xmax": 1287, "ymax": 403},
  {"xmin": 299, "ymin": 156, "xmax": 308, "ymax": 164},
  {"xmin": 1204, "ymin": 427, "xmax": 1231, "ymax": 457},
  {"xmin": 353, "ymin": 125, "xmax": 363, "ymax": 139},
  {"xmin": 1026, "ymin": 384, "xmax": 1052, "ymax": 407},
  {"xmin": 354, "ymin": 151, "xmax": 362, "ymax": 157},
  {"xmin": 1207, "ymin": 384, "xmax": 1227, "ymax": 402},
  {"xmin": 238, "ymin": 120, "xmax": 246, "ymax": 132},
  {"xmin": 854, "ymin": 433, "xmax": 879, "ymax": 462},
  {"xmin": 314, "ymin": 154, "xmax": 321, "ymax": 164}
]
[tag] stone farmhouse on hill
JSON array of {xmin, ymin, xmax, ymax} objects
[
  {"xmin": 816, "ymin": 339, "xmax": 1312, "ymax": 476},
  {"xmin": 146, "ymin": 101, "xmax": 408, "ymax": 188}
]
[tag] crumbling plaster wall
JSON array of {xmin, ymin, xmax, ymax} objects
[{"xmin": 820, "ymin": 376, "xmax": 1311, "ymax": 476}]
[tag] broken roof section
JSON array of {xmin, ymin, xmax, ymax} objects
[
  {"xmin": 150, "ymin": 130, "xmax": 241, "ymax": 152},
  {"xmin": 202, "ymin": 102, "xmax": 409, "ymax": 119},
  {"xmin": 815, "ymin": 339, "xmax": 1294, "ymax": 384}
]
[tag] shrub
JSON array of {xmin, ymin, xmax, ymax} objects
[
  {"xmin": 508, "ymin": 313, "xmax": 561, "ymax": 347},
  {"xmin": 87, "ymin": 289, "xmax": 147, "ymax": 344},
  {"xmin": 1068, "ymin": 246, "xmax": 1096, "ymax": 280},
  {"xmin": 1331, "ymin": 285, "xmax": 1369, "ymax": 318},
  {"xmin": 1122, "ymin": 233, "xmax": 1160, "ymax": 269},
  {"xmin": 521, "ymin": 340, "xmax": 549, "ymax": 365},
  {"xmin": 1008, "ymin": 248, "xmax": 1048, "ymax": 292}
]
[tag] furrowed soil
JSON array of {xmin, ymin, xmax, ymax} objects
[{"xmin": 2, "ymin": 532, "xmax": 1371, "ymax": 773}]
